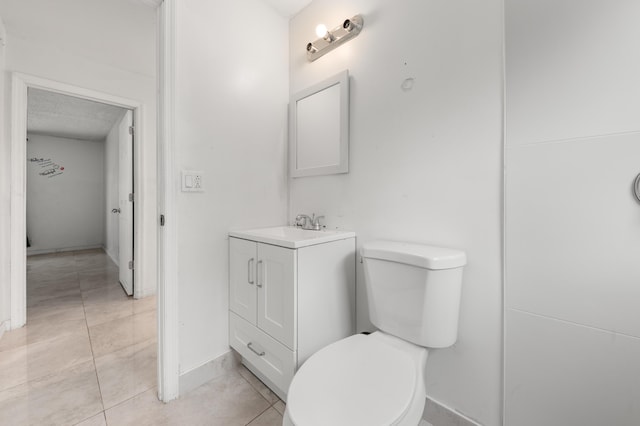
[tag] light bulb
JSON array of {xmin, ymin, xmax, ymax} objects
[{"xmin": 315, "ymin": 24, "xmax": 328, "ymax": 38}]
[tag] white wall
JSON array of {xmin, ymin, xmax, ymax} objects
[
  {"xmin": 0, "ymin": 16, "xmax": 7, "ymax": 325},
  {"xmin": 104, "ymin": 111, "xmax": 126, "ymax": 265},
  {"xmin": 290, "ymin": 1, "xmax": 504, "ymax": 425},
  {"xmin": 505, "ymin": 0, "xmax": 640, "ymax": 424},
  {"xmin": 0, "ymin": 0, "xmax": 157, "ymax": 323},
  {"xmin": 26, "ymin": 134, "xmax": 105, "ymax": 253},
  {"xmin": 174, "ymin": 0, "xmax": 289, "ymax": 376}
]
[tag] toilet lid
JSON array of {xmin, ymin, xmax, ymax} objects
[{"xmin": 287, "ymin": 334, "xmax": 418, "ymax": 426}]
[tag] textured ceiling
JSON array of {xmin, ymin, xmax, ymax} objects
[{"xmin": 27, "ymin": 89, "xmax": 127, "ymax": 141}]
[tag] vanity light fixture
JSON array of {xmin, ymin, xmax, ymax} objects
[{"xmin": 306, "ymin": 15, "xmax": 363, "ymax": 62}]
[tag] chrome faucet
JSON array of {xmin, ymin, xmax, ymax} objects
[
  {"xmin": 295, "ymin": 214, "xmax": 312, "ymax": 229},
  {"xmin": 295, "ymin": 213, "xmax": 325, "ymax": 231}
]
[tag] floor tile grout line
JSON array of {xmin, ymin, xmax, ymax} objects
[
  {"xmin": 73, "ymin": 249, "xmax": 110, "ymax": 426},
  {"xmin": 17, "ymin": 249, "xmax": 159, "ymax": 425},
  {"xmin": 236, "ymin": 368, "xmax": 285, "ymax": 424},
  {"xmin": 238, "ymin": 367, "xmax": 278, "ymax": 405},
  {"xmin": 245, "ymin": 404, "xmax": 273, "ymax": 426},
  {"xmin": 77, "ymin": 251, "xmax": 108, "ymax": 419},
  {"xmin": 100, "ymin": 383, "xmax": 160, "ymax": 415},
  {"xmin": 75, "ymin": 248, "xmax": 159, "ymax": 422},
  {"xmin": 19, "ymin": 251, "xmax": 107, "ymax": 425},
  {"xmin": 76, "ymin": 248, "xmax": 146, "ymax": 425},
  {"xmin": 100, "ymin": 368, "xmax": 157, "ymax": 412},
  {"xmin": 1, "ymin": 257, "xmax": 86, "ymax": 395}
]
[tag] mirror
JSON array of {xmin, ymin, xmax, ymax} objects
[{"xmin": 290, "ymin": 70, "xmax": 349, "ymax": 177}]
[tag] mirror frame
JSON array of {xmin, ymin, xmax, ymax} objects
[{"xmin": 289, "ymin": 70, "xmax": 349, "ymax": 178}]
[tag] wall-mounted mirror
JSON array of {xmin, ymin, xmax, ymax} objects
[{"xmin": 289, "ymin": 70, "xmax": 349, "ymax": 178}]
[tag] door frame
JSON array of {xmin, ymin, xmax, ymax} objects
[
  {"xmin": 118, "ymin": 109, "xmax": 135, "ymax": 296},
  {"xmin": 9, "ymin": 1, "xmax": 181, "ymax": 403},
  {"xmin": 157, "ymin": 0, "xmax": 180, "ymax": 402},
  {"xmin": 10, "ymin": 73, "xmax": 144, "ymax": 323}
]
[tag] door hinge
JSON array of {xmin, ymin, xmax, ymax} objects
[
  {"xmin": 129, "ymin": 193, "xmax": 134, "ymax": 202},
  {"xmin": 160, "ymin": 214, "xmax": 165, "ymax": 226},
  {"xmin": 129, "ymin": 126, "xmax": 134, "ymax": 136},
  {"xmin": 128, "ymin": 260, "xmax": 135, "ymax": 270}
]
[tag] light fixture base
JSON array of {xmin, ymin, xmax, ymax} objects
[{"xmin": 306, "ymin": 15, "xmax": 363, "ymax": 62}]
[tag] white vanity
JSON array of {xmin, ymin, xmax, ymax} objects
[{"xmin": 228, "ymin": 226, "xmax": 356, "ymax": 400}]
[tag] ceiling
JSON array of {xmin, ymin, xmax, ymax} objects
[{"xmin": 27, "ymin": 89, "xmax": 127, "ymax": 141}]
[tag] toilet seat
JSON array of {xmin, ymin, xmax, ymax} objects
[{"xmin": 286, "ymin": 332, "xmax": 427, "ymax": 426}]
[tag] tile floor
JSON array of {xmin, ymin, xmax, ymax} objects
[{"xmin": 0, "ymin": 249, "xmax": 284, "ymax": 426}]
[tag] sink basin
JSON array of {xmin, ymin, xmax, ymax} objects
[{"xmin": 229, "ymin": 226, "xmax": 355, "ymax": 249}]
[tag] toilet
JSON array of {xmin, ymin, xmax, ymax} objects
[{"xmin": 283, "ymin": 240, "xmax": 466, "ymax": 426}]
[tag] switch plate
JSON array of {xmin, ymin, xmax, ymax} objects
[{"xmin": 182, "ymin": 171, "xmax": 204, "ymax": 192}]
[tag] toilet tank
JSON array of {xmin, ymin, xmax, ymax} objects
[{"xmin": 361, "ymin": 241, "xmax": 466, "ymax": 348}]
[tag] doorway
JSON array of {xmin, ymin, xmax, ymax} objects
[
  {"xmin": 7, "ymin": 73, "xmax": 161, "ymax": 415},
  {"xmin": 10, "ymin": 73, "xmax": 146, "ymax": 328},
  {"xmin": 26, "ymin": 88, "xmax": 135, "ymax": 297}
]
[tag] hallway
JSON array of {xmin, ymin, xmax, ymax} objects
[{"xmin": 0, "ymin": 250, "xmax": 283, "ymax": 425}]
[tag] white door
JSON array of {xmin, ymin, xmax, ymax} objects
[
  {"xmin": 229, "ymin": 238, "xmax": 258, "ymax": 324},
  {"xmin": 118, "ymin": 110, "xmax": 134, "ymax": 295},
  {"xmin": 257, "ymin": 244, "xmax": 296, "ymax": 350}
]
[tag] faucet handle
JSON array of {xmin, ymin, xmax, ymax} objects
[
  {"xmin": 295, "ymin": 214, "xmax": 311, "ymax": 228},
  {"xmin": 311, "ymin": 215, "xmax": 325, "ymax": 230}
]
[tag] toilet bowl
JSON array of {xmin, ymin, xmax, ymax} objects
[
  {"xmin": 283, "ymin": 332, "xmax": 428, "ymax": 426},
  {"xmin": 283, "ymin": 240, "xmax": 466, "ymax": 426}
]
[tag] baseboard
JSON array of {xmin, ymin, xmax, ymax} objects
[
  {"xmin": 27, "ymin": 244, "xmax": 103, "ymax": 256},
  {"xmin": 178, "ymin": 350, "xmax": 241, "ymax": 396},
  {"xmin": 423, "ymin": 396, "xmax": 482, "ymax": 426},
  {"xmin": 0, "ymin": 320, "xmax": 9, "ymax": 341},
  {"xmin": 104, "ymin": 247, "xmax": 119, "ymax": 267}
]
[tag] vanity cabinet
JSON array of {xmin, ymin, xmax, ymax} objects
[
  {"xmin": 229, "ymin": 239, "xmax": 296, "ymax": 349},
  {"xmin": 228, "ymin": 227, "xmax": 355, "ymax": 400}
]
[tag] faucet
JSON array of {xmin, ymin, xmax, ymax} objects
[
  {"xmin": 295, "ymin": 213, "xmax": 325, "ymax": 231},
  {"xmin": 295, "ymin": 214, "xmax": 312, "ymax": 229}
]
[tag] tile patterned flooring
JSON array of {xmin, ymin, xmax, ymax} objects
[{"xmin": 0, "ymin": 249, "xmax": 284, "ymax": 426}]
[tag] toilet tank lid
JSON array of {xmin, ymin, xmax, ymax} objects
[{"xmin": 361, "ymin": 240, "xmax": 467, "ymax": 270}]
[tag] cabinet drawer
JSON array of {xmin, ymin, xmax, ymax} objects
[{"xmin": 229, "ymin": 312, "xmax": 296, "ymax": 395}]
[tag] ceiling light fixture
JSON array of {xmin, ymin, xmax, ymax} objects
[{"xmin": 306, "ymin": 15, "xmax": 363, "ymax": 62}]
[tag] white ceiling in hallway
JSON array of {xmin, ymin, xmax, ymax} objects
[{"xmin": 27, "ymin": 89, "xmax": 127, "ymax": 141}]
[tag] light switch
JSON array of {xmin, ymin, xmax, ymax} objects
[{"xmin": 182, "ymin": 171, "xmax": 204, "ymax": 192}]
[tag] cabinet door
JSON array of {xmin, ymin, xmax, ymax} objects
[
  {"xmin": 256, "ymin": 243, "xmax": 296, "ymax": 350},
  {"xmin": 229, "ymin": 238, "xmax": 257, "ymax": 324}
]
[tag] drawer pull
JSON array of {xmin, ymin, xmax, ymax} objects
[
  {"xmin": 256, "ymin": 260, "xmax": 264, "ymax": 288},
  {"xmin": 247, "ymin": 342, "xmax": 265, "ymax": 357},
  {"xmin": 247, "ymin": 258, "xmax": 255, "ymax": 284}
]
